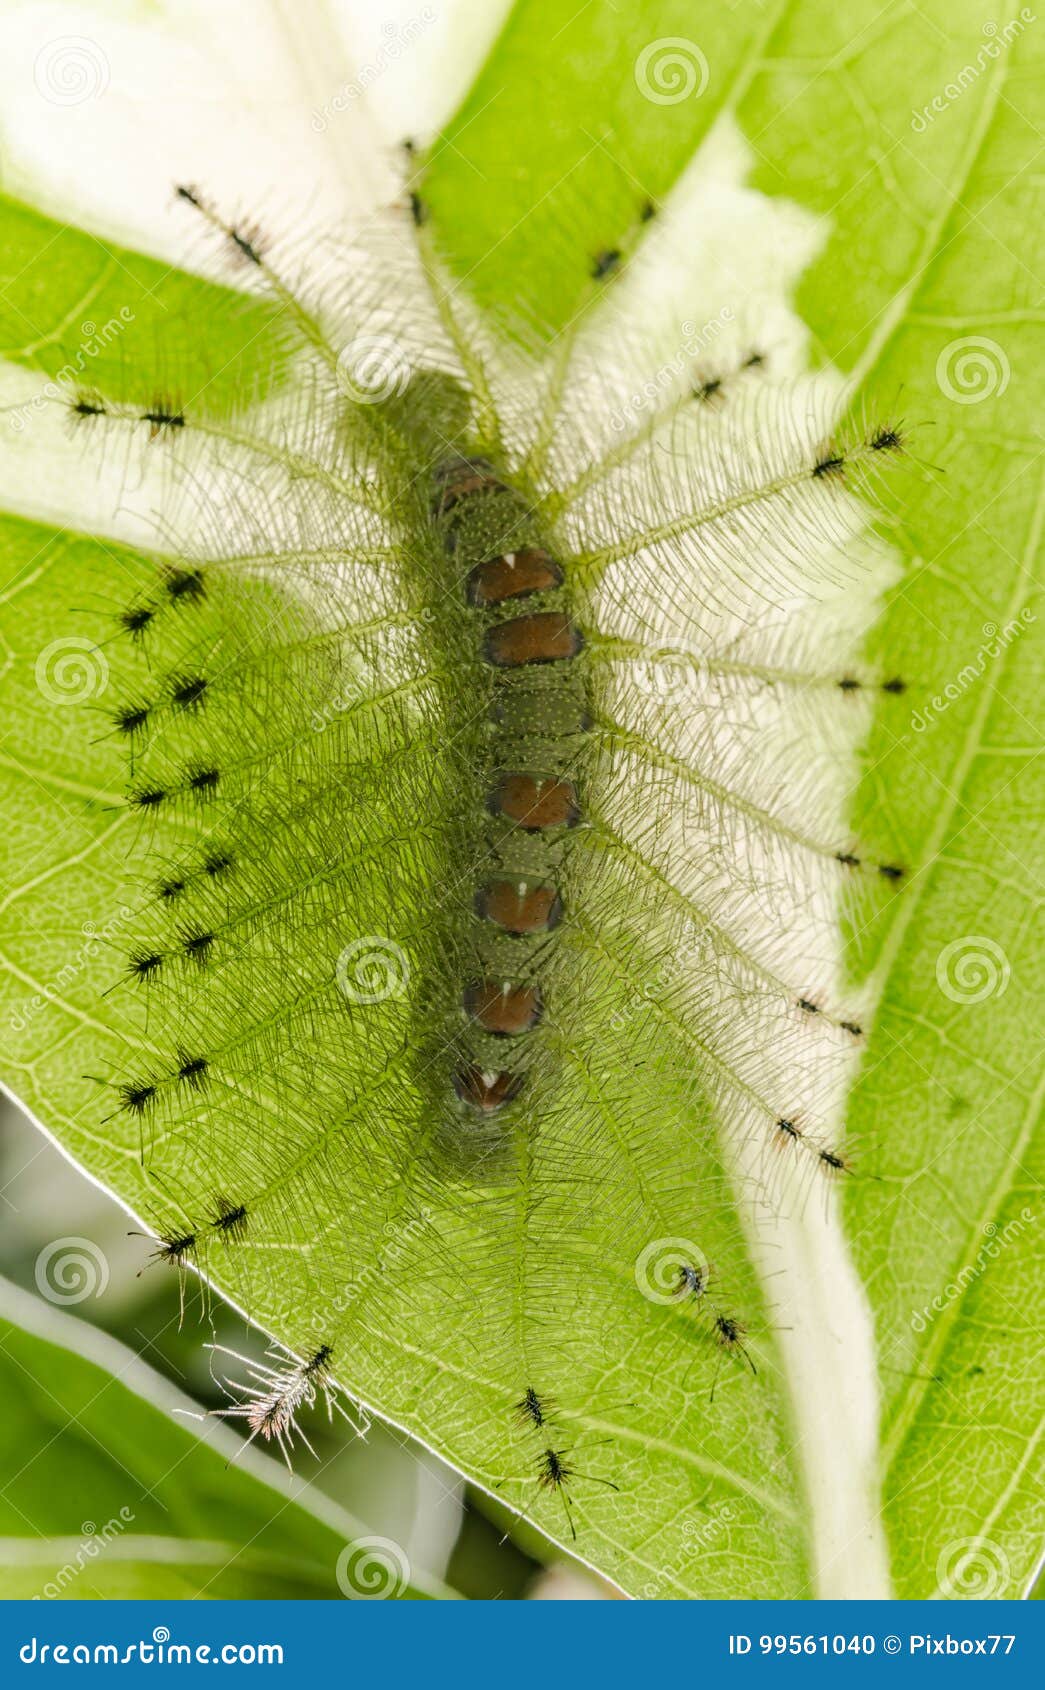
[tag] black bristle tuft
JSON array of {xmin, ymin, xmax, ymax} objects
[
  {"xmin": 164, "ymin": 568, "xmax": 205, "ymax": 604},
  {"xmin": 812, "ymin": 452, "xmax": 845, "ymax": 479},
  {"xmin": 213, "ymin": 1199, "xmax": 248, "ymax": 1240},
  {"xmin": 869, "ymin": 425, "xmax": 903, "ymax": 452},
  {"xmin": 129, "ymin": 785, "xmax": 167, "ymax": 810},
  {"xmin": 182, "ymin": 930, "xmax": 214, "ymax": 964},
  {"xmin": 71, "ymin": 391, "xmax": 106, "ymax": 418},
  {"xmin": 591, "ymin": 248, "xmax": 621, "ymax": 280},
  {"xmin": 127, "ymin": 950, "xmax": 163, "ymax": 983},
  {"xmin": 177, "ymin": 1053, "xmax": 209, "ymax": 1089},
  {"xmin": 113, "ymin": 703, "xmax": 150, "ymax": 736},
  {"xmin": 170, "ymin": 675, "xmax": 207, "ymax": 710},
  {"xmin": 118, "ymin": 605, "xmax": 154, "ymax": 638},
  {"xmin": 119, "ymin": 1080, "xmax": 157, "ymax": 1115}
]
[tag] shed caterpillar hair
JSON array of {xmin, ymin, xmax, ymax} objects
[
  {"xmin": 51, "ymin": 163, "xmax": 909, "ymax": 1548},
  {"xmin": 205, "ymin": 1340, "xmax": 367, "ymax": 1468}
]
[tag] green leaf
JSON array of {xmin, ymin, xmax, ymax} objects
[
  {"xmin": 733, "ymin": 0, "xmax": 1045, "ymax": 1598},
  {"xmin": 423, "ymin": 0, "xmax": 783, "ymax": 327},
  {"xmin": 0, "ymin": 194, "xmax": 279, "ymax": 414},
  {"xmin": 0, "ymin": 1277, "xmax": 440, "ymax": 1599}
]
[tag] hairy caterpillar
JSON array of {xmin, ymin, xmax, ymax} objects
[{"xmin": 12, "ymin": 138, "xmax": 912, "ymax": 1584}]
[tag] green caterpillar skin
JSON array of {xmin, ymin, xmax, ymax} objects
[{"xmin": 426, "ymin": 453, "xmax": 589, "ymax": 1122}]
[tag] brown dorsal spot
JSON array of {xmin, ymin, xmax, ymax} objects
[
  {"xmin": 464, "ymin": 980, "xmax": 543, "ymax": 1037},
  {"xmin": 489, "ymin": 773, "xmax": 579, "ymax": 831},
  {"xmin": 452, "ymin": 1064, "xmax": 524, "ymax": 1111},
  {"xmin": 466, "ymin": 548, "xmax": 563, "ymax": 607},
  {"xmin": 484, "ymin": 612, "xmax": 583, "ymax": 667},
  {"xmin": 476, "ymin": 880, "xmax": 562, "ymax": 935},
  {"xmin": 432, "ymin": 456, "xmax": 509, "ymax": 515}
]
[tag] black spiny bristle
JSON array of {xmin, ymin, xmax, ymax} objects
[
  {"xmin": 127, "ymin": 949, "xmax": 163, "ymax": 983},
  {"xmin": 812, "ymin": 451, "xmax": 845, "ymax": 479},
  {"xmin": 141, "ymin": 398, "xmax": 185, "ymax": 434},
  {"xmin": 182, "ymin": 930, "xmax": 214, "ymax": 964},
  {"xmin": 187, "ymin": 765, "xmax": 219, "ymax": 795},
  {"xmin": 153, "ymin": 1231, "xmax": 196, "ymax": 1264},
  {"xmin": 119, "ymin": 1080, "xmax": 157, "ymax": 1115},
  {"xmin": 170, "ymin": 675, "xmax": 207, "ymax": 710},
  {"xmin": 118, "ymin": 605, "xmax": 154, "ymax": 638},
  {"xmin": 213, "ymin": 1199, "xmax": 248, "ymax": 1241},
  {"xmin": 113, "ymin": 702, "xmax": 150, "ymax": 736},
  {"xmin": 869, "ymin": 424, "xmax": 903, "ymax": 452},
  {"xmin": 128, "ymin": 785, "xmax": 166, "ymax": 810},
  {"xmin": 177, "ymin": 1053, "xmax": 209, "ymax": 1089},
  {"xmin": 164, "ymin": 567, "xmax": 205, "ymax": 604},
  {"xmin": 71, "ymin": 390, "xmax": 105, "ymax": 418},
  {"xmin": 514, "ymin": 1385, "xmax": 553, "ymax": 1429}
]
